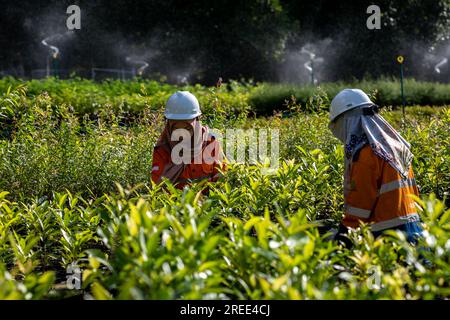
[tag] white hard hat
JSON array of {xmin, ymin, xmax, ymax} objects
[
  {"xmin": 164, "ymin": 91, "xmax": 202, "ymax": 120},
  {"xmin": 329, "ymin": 89, "xmax": 374, "ymax": 122}
]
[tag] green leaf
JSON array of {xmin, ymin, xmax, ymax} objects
[{"xmin": 91, "ymin": 282, "xmax": 112, "ymax": 300}]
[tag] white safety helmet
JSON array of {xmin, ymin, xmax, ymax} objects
[
  {"xmin": 329, "ymin": 89, "xmax": 374, "ymax": 122},
  {"xmin": 164, "ymin": 91, "xmax": 202, "ymax": 120}
]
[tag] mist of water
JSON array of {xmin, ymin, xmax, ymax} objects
[
  {"xmin": 278, "ymin": 38, "xmax": 333, "ymax": 84},
  {"xmin": 18, "ymin": 4, "xmax": 450, "ymax": 83},
  {"xmin": 126, "ymin": 57, "xmax": 149, "ymax": 76},
  {"xmin": 41, "ymin": 35, "xmax": 60, "ymax": 59},
  {"xmin": 300, "ymin": 47, "xmax": 324, "ymax": 84},
  {"xmin": 41, "ymin": 32, "xmax": 74, "ymax": 58},
  {"xmin": 434, "ymin": 58, "xmax": 448, "ymax": 73}
]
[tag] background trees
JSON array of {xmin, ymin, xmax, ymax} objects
[{"xmin": 0, "ymin": 0, "xmax": 449, "ymax": 83}]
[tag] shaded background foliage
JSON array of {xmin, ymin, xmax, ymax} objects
[{"xmin": 1, "ymin": 0, "xmax": 449, "ymax": 83}]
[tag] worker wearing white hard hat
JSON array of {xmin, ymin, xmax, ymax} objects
[
  {"xmin": 151, "ymin": 91, "xmax": 226, "ymax": 188},
  {"xmin": 164, "ymin": 91, "xmax": 202, "ymax": 120},
  {"xmin": 328, "ymin": 88, "xmax": 424, "ymax": 246}
]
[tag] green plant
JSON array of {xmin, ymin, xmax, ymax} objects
[{"xmin": 0, "ymin": 80, "xmax": 448, "ymax": 300}]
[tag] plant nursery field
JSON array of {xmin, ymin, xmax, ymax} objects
[{"xmin": 0, "ymin": 79, "xmax": 449, "ymax": 299}]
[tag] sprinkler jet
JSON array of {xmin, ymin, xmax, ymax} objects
[
  {"xmin": 41, "ymin": 37, "xmax": 60, "ymax": 59},
  {"xmin": 41, "ymin": 34, "xmax": 62, "ymax": 77},
  {"xmin": 301, "ymin": 47, "xmax": 324, "ymax": 85},
  {"xmin": 434, "ymin": 58, "xmax": 448, "ymax": 74},
  {"xmin": 176, "ymin": 74, "xmax": 189, "ymax": 84},
  {"xmin": 126, "ymin": 57, "xmax": 149, "ymax": 76},
  {"xmin": 41, "ymin": 32, "xmax": 73, "ymax": 77}
]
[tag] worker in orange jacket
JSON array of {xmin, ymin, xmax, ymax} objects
[
  {"xmin": 328, "ymin": 89, "xmax": 424, "ymax": 245},
  {"xmin": 151, "ymin": 91, "xmax": 226, "ymax": 189}
]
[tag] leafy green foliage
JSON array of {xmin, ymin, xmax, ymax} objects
[
  {"xmin": 2, "ymin": 78, "xmax": 450, "ymax": 119},
  {"xmin": 249, "ymin": 79, "xmax": 450, "ymax": 114},
  {"xmin": 0, "ymin": 82, "xmax": 449, "ymax": 299}
]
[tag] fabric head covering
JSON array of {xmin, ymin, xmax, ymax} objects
[
  {"xmin": 155, "ymin": 119, "xmax": 209, "ymax": 184},
  {"xmin": 329, "ymin": 107, "xmax": 414, "ymax": 196}
]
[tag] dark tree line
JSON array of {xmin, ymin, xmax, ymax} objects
[{"xmin": 0, "ymin": 0, "xmax": 449, "ymax": 84}]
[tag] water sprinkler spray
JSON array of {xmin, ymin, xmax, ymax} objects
[
  {"xmin": 434, "ymin": 58, "xmax": 448, "ymax": 74},
  {"xmin": 396, "ymin": 55, "xmax": 406, "ymax": 123},
  {"xmin": 41, "ymin": 38, "xmax": 60, "ymax": 59},
  {"xmin": 41, "ymin": 34, "xmax": 62, "ymax": 77},
  {"xmin": 300, "ymin": 47, "xmax": 323, "ymax": 85},
  {"xmin": 176, "ymin": 74, "xmax": 189, "ymax": 84},
  {"xmin": 126, "ymin": 57, "xmax": 149, "ymax": 76},
  {"xmin": 41, "ymin": 32, "xmax": 73, "ymax": 77}
]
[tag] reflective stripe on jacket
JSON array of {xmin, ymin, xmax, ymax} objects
[
  {"xmin": 343, "ymin": 144, "xmax": 421, "ymax": 232},
  {"xmin": 151, "ymin": 136, "xmax": 225, "ymax": 189}
]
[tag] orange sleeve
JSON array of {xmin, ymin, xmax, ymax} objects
[
  {"xmin": 151, "ymin": 147, "xmax": 170, "ymax": 183},
  {"xmin": 343, "ymin": 146, "xmax": 381, "ymax": 228}
]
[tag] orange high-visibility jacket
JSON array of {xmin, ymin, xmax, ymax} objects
[
  {"xmin": 151, "ymin": 135, "xmax": 225, "ymax": 189},
  {"xmin": 343, "ymin": 144, "xmax": 421, "ymax": 232}
]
